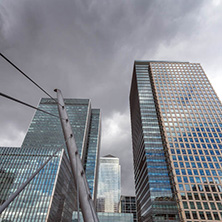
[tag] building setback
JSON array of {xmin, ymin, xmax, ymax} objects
[
  {"xmin": 130, "ymin": 61, "xmax": 222, "ymax": 221},
  {"xmin": 0, "ymin": 98, "xmax": 101, "ymax": 221}
]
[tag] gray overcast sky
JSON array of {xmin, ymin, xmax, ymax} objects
[{"xmin": 0, "ymin": 0, "xmax": 222, "ymax": 196}]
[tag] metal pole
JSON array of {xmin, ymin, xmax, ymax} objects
[
  {"xmin": 54, "ymin": 89, "xmax": 99, "ymax": 222},
  {"xmin": 76, "ymin": 153, "xmax": 80, "ymax": 222},
  {"xmin": 0, "ymin": 148, "xmax": 60, "ymax": 214}
]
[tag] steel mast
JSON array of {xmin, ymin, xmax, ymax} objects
[{"xmin": 55, "ymin": 89, "xmax": 99, "ymax": 222}]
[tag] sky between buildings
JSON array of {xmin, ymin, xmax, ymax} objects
[{"xmin": 0, "ymin": 0, "xmax": 222, "ymax": 195}]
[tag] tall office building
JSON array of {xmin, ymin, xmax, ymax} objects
[
  {"xmin": 130, "ymin": 61, "xmax": 222, "ymax": 222},
  {"xmin": 97, "ymin": 155, "xmax": 121, "ymax": 213},
  {"xmin": 0, "ymin": 98, "xmax": 101, "ymax": 221}
]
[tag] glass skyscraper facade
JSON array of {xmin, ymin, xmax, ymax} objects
[
  {"xmin": 0, "ymin": 98, "xmax": 101, "ymax": 221},
  {"xmin": 84, "ymin": 109, "xmax": 101, "ymax": 200},
  {"xmin": 22, "ymin": 98, "xmax": 91, "ymax": 158},
  {"xmin": 130, "ymin": 61, "xmax": 222, "ymax": 221},
  {"xmin": 97, "ymin": 155, "xmax": 121, "ymax": 213},
  {"xmin": 0, "ymin": 147, "xmax": 76, "ymax": 221}
]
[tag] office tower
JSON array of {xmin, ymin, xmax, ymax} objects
[
  {"xmin": 0, "ymin": 98, "xmax": 101, "ymax": 221},
  {"xmin": 130, "ymin": 61, "xmax": 222, "ymax": 222},
  {"xmin": 22, "ymin": 98, "xmax": 101, "ymax": 201},
  {"xmin": 120, "ymin": 196, "xmax": 138, "ymax": 222},
  {"xmin": 97, "ymin": 155, "xmax": 121, "ymax": 213}
]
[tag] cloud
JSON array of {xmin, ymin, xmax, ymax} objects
[
  {"xmin": 0, "ymin": 0, "xmax": 222, "ymax": 196},
  {"xmin": 102, "ymin": 111, "xmax": 130, "ymax": 147},
  {"xmin": 212, "ymin": 0, "xmax": 222, "ymax": 6},
  {"xmin": 101, "ymin": 110, "xmax": 135, "ymax": 195},
  {"xmin": 150, "ymin": 1, "xmax": 222, "ymax": 99},
  {"xmin": 0, "ymin": 123, "xmax": 25, "ymax": 147},
  {"xmin": 211, "ymin": 76, "xmax": 222, "ymax": 100}
]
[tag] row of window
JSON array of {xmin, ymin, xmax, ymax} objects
[
  {"xmin": 185, "ymin": 210, "xmax": 220, "ymax": 220},
  {"xmin": 179, "ymin": 183, "xmax": 222, "ymax": 192},
  {"xmin": 172, "ymin": 147, "xmax": 221, "ymax": 156},
  {"xmin": 181, "ymin": 191, "xmax": 222, "ymax": 200},
  {"xmin": 172, "ymin": 154, "xmax": 222, "ymax": 163},
  {"xmin": 174, "ymin": 160, "xmax": 221, "ymax": 169},
  {"xmin": 183, "ymin": 201, "xmax": 222, "ymax": 211}
]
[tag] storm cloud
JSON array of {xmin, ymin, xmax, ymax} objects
[{"xmin": 0, "ymin": 0, "xmax": 222, "ymax": 195}]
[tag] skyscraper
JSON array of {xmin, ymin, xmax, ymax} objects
[
  {"xmin": 130, "ymin": 61, "xmax": 222, "ymax": 221},
  {"xmin": 97, "ymin": 155, "xmax": 121, "ymax": 213},
  {"xmin": 22, "ymin": 98, "xmax": 101, "ymax": 202},
  {"xmin": 0, "ymin": 98, "xmax": 101, "ymax": 221}
]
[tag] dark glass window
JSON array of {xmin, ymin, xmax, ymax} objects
[
  {"xmin": 200, "ymin": 193, "xmax": 206, "ymax": 200},
  {"xmin": 194, "ymin": 193, "xmax": 199, "ymax": 200},
  {"xmin": 203, "ymin": 202, "xmax": 209, "ymax": 209},
  {"xmin": 187, "ymin": 193, "xmax": 193, "ymax": 200},
  {"xmin": 217, "ymin": 202, "xmax": 222, "ymax": 210},
  {"xmin": 183, "ymin": 202, "xmax": 188, "ymax": 209},
  {"xmin": 185, "ymin": 211, "xmax": 191, "ymax": 219},
  {"xmin": 206, "ymin": 212, "xmax": 213, "ymax": 220},
  {"xmin": 213, "ymin": 212, "xmax": 220, "ymax": 220},
  {"xmin": 192, "ymin": 211, "xmax": 198, "ymax": 219},
  {"xmin": 207, "ymin": 193, "xmax": 213, "ymax": 200},
  {"xmin": 199, "ymin": 211, "xmax": 205, "ymax": 219},
  {"xmin": 196, "ymin": 202, "xmax": 202, "ymax": 209}
]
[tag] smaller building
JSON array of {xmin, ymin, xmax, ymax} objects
[
  {"xmin": 72, "ymin": 212, "xmax": 134, "ymax": 222},
  {"xmin": 120, "ymin": 196, "xmax": 138, "ymax": 222},
  {"xmin": 97, "ymin": 155, "xmax": 121, "ymax": 213},
  {"xmin": 0, "ymin": 147, "xmax": 76, "ymax": 222}
]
